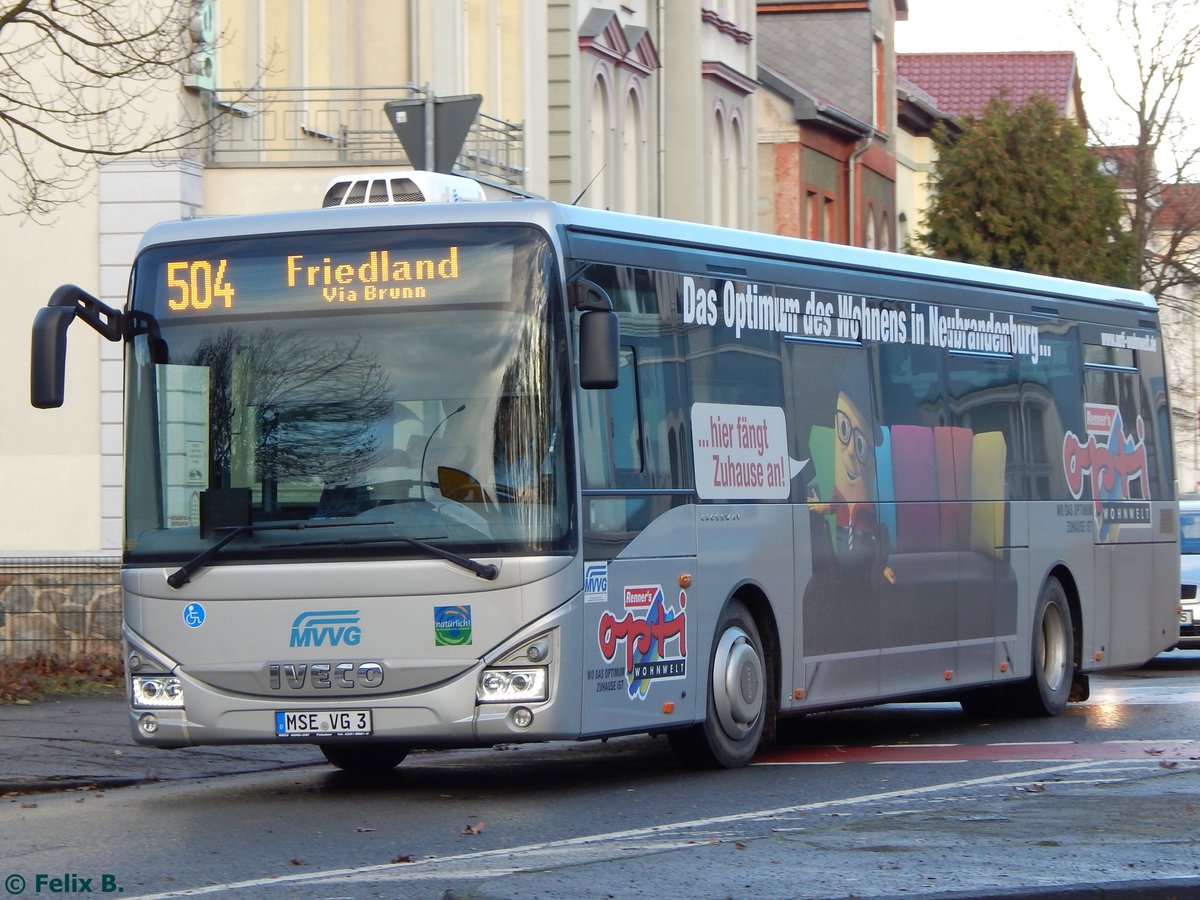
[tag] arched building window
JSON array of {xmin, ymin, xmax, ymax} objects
[
  {"xmin": 576, "ymin": 9, "xmax": 660, "ymax": 212},
  {"xmin": 711, "ymin": 106, "xmax": 727, "ymax": 225},
  {"xmin": 726, "ymin": 113, "xmax": 744, "ymax": 228},
  {"xmin": 588, "ymin": 68, "xmax": 613, "ymax": 209},
  {"xmin": 621, "ymin": 82, "xmax": 647, "ymax": 215}
]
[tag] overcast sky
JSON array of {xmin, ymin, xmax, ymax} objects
[{"xmin": 895, "ymin": 0, "xmax": 1200, "ymax": 159}]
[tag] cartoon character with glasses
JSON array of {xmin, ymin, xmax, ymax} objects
[{"xmin": 808, "ymin": 387, "xmax": 893, "ymax": 582}]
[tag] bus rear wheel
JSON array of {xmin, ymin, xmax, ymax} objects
[
  {"xmin": 319, "ymin": 742, "xmax": 408, "ymax": 773},
  {"xmin": 669, "ymin": 599, "xmax": 766, "ymax": 769},
  {"xmin": 1019, "ymin": 576, "xmax": 1074, "ymax": 716},
  {"xmin": 963, "ymin": 576, "xmax": 1074, "ymax": 719}
]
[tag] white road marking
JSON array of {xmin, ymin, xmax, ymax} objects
[{"xmin": 123, "ymin": 760, "xmax": 1114, "ymax": 898}]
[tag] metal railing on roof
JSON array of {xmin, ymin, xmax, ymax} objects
[{"xmin": 204, "ymin": 85, "xmax": 525, "ymax": 186}]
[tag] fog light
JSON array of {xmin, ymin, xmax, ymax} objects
[
  {"xmin": 476, "ymin": 667, "xmax": 547, "ymax": 703},
  {"xmin": 132, "ymin": 675, "xmax": 185, "ymax": 708},
  {"xmin": 139, "ymin": 713, "xmax": 159, "ymax": 735},
  {"xmin": 511, "ymin": 706, "xmax": 533, "ymax": 729},
  {"xmin": 127, "ymin": 652, "xmax": 144, "ymax": 672}
]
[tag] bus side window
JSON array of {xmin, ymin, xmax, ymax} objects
[
  {"xmin": 578, "ymin": 346, "xmax": 642, "ymax": 489},
  {"xmin": 945, "ymin": 351, "xmax": 1021, "ymax": 501},
  {"xmin": 1018, "ymin": 324, "xmax": 1080, "ymax": 501},
  {"xmin": 611, "ymin": 348, "xmax": 643, "ymax": 472},
  {"xmin": 579, "ymin": 345, "xmax": 639, "ymax": 536},
  {"xmin": 1083, "ymin": 344, "xmax": 1161, "ymax": 500}
]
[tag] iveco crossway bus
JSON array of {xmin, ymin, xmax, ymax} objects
[{"xmin": 31, "ymin": 171, "xmax": 1179, "ymax": 772}]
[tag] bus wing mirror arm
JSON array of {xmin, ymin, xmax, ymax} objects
[
  {"xmin": 569, "ymin": 278, "xmax": 612, "ymax": 312},
  {"xmin": 569, "ymin": 279, "xmax": 619, "ymax": 390},
  {"xmin": 31, "ymin": 285, "xmax": 126, "ymax": 409}
]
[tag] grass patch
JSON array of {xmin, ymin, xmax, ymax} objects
[{"xmin": 0, "ymin": 654, "xmax": 124, "ymax": 704}]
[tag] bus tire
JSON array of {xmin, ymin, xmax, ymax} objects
[
  {"xmin": 669, "ymin": 599, "xmax": 766, "ymax": 769},
  {"xmin": 319, "ymin": 742, "xmax": 408, "ymax": 773},
  {"xmin": 1018, "ymin": 576, "xmax": 1074, "ymax": 716}
]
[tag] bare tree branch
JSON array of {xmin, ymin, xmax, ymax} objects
[
  {"xmin": 1070, "ymin": 0, "xmax": 1200, "ymax": 298},
  {"xmin": 0, "ymin": 0, "xmax": 259, "ymax": 218}
]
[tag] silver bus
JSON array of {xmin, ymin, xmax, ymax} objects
[{"xmin": 31, "ymin": 172, "xmax": 1180, "ymax": 772}]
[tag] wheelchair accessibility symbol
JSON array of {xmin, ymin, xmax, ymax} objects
[{"xmin": 183, "ymin": 603, "xmax": 206, "ymax": 628}]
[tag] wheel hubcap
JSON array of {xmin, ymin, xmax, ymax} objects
[
  {"xmin": 712, "ymin": 626, "xmax": 764, "ymax": 739},
  {"xmin": 1040, "ymin": 602, "xmax": 1067, "ymax": 691}
]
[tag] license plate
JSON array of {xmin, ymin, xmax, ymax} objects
[
  {"xmin": 1182, "ymin": 610, "xmax": 1194, "ymax": 627},
  {"xmin": 275, "ymin": 709, "xmax": 372, "ymax": 737}
]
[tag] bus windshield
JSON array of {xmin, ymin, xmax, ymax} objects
[{"xmin": 123, "ymin": 224, "xmax": 573, "ymax": 567}]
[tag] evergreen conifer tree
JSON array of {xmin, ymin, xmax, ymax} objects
[{"xmin": 920, "ymin": 94, "xmax": 1135, "ymax": 288}]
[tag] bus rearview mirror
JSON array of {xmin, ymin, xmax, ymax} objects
[
  {"xmin": 579, "ymin": 309, "xmax": 619, "ymax": 390},
  {"xmin": 30, "ymin": 305, "xmax": 75, "ymax": 409}
]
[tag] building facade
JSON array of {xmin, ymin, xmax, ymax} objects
[{"xmin": 756, "ymin": 0, "xmax": 907, "ymax": 250}]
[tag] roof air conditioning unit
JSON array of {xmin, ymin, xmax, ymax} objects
[{"xmin": 322, "ymin": 171, "xmax": 486, "ymax": 208}]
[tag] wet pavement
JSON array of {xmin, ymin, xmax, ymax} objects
[
  {"xmin": 0, "ymin": 695, "xmax": 319, "ymax": 794},
  {"xmin": 4, "ymin": 695, "xmax": 1200, "ymax": 898}
]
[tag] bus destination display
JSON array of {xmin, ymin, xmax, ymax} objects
[{"xmin": 151, "ymin": 237, "xmax": 514, "ymax": 317}]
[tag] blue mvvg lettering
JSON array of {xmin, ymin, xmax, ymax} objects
[
  {"xmin": 585, "ymin": 567, "xmax": 607, "ymax": 595},
  {"xmin": 290, "ymin": 610, "xmax": 363, "ymax": 647}
]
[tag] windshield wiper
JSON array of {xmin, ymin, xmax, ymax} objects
[
  {"xmin": 166, "ymin": 520, "xmax": 388, "ymax": 588},
  {"xmin": 293, "ymin": 533, "xmax": 500, "ymax": 581}
]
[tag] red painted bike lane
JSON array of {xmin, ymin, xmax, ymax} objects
[{"xmin": 756, "ymin": 739, "xmax": 1200, "ymax": 764}]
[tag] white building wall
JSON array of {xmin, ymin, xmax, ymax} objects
[{"xmin": 3, "ymin": 188, "xmax": 104, "ymax": 554}]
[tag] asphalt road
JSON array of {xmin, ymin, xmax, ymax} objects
[{"xmin": 4, "ymin": 653, "xmax": 1200, "ymax": 898}]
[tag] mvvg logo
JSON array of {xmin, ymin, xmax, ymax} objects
[
  {"xmin": 290, "ymin": 610, "xmax": 362, "ymax": 647},
  {"xmin": 584, "ymin": 561, "xmax": 608, "ymax": 603}
]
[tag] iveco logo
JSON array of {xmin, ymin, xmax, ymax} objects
[
  {"xmin": 290, "ymin": 609, "xmax": 362, "ymax": 647},
  {"xmin": 268, "ymin": 662, "xmax": 385, "ymax": 690}
]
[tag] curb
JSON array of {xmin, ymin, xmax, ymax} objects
[
  {"xmin": 1, "ymin": 776, "xmax": 149, "ymax": 795},
  {"xmin": 870, "ymin": 878, "xmax": 1200, "ymax": 899}
]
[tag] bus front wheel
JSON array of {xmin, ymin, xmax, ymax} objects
[
  {"xmin": 669, "ymin": 599, "xmax": 766, "ymax": 769},
  {"xmin": 319, "ymin": 742, "xmax": 408, "ymax": 773}
]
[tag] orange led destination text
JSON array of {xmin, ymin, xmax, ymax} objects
[{"xmin": 286, "ymin": 246, "xmax": 460, "ymax": 303}]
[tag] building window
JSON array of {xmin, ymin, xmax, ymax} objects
[
  {"xmin": 621, "ymin": 84, "xmax": 646, "ymax": 215},
  {"xmin": 711, "ymin": 107, "xmax": 726, "ymax": 224},
  {"xmin": 873, "ymin": 35, "xmax": 886, "ymax": 132},
  {"xmin": 726, "ymin": 114, "xmax": 743, "ymax": 228},
  {"xmin": 589, "ymin": 71, "xmax": 612, "ymax": 209}
]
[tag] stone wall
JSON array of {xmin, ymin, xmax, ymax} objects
[{"xmin": 0, "ymin": 559, "xmax": 121, "ymax": 663}]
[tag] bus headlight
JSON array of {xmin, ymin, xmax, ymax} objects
[
  {"xmin": 477, "ymin": 667, "xmax": 547, "ymax": 703},
  {"xmin": 132, "ymin": 676, "xmax": 185, "ymax": 708}
]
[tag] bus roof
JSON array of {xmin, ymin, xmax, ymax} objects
[{"xmin": 139, "ymin": 197, "xmax": 1157, "ymax": 312}]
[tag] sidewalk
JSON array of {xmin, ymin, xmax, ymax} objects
[{"xmin": 0, "ymin": 695, "xmax": 318, "ymax": 793}]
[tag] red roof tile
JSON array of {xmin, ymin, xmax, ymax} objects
[
  {"xmin": 1160, "ymin": 183, "xmax": 1200, "ymax": 232},
  {"xmin": 897, "ymin": 51, "xmax": 1080, "ymax": 120}
]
